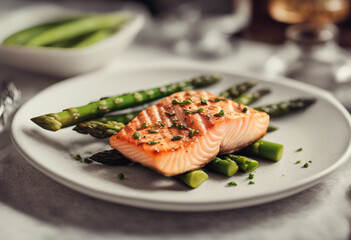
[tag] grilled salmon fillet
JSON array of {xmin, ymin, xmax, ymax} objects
[{"xmin": 110, "ymin": 90, "xmax": 269, "ymax": 176}]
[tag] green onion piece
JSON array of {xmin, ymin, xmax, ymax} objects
[
  {"xmin": 248, "ymin": 173, "xmax": 254, "ymax": 179},
  {"xmin": 243, "ymin": 107, "xmax": 248, "ymax": 113},
  {"xmin": 249, "ymin": 181, "xmax": 255, "ymax": 185},
  {"xmin": 303, "ymin": 163, "xmax": 309, "ymax": 168},
  {"xmin": 166, "ymin": 112, "xmax": 175, "ymax": 117},
  {"xmin": 295, "ymin": 160, "xmax": 301, "ymax": 164},
  {"xmin": 133, "ymin": 132, "xmax": 140, "ymax": 140},
  {"xmin": 172, "ymin": 135, "xmax": 183, "ymax": 141},
  {"xmin": 308, "ymin": 160, "xmax": 312, "ymax": 163},
  {"xmin": 147, "ymin": 141, "xmax": 159, "ymax": 145},
  {"xmin": 214, "ymin": 109, "xmax": 225, "ymax": 117}
]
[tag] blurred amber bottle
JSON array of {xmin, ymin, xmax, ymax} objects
[
  {"xmin": 244, "ymin": 0, "xmax": 351, "ymax": 46},
  {"xmin": 269, "ymin": 0, "xmax": 349, "ymax": 24}
]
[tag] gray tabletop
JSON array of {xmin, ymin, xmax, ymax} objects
[{"xmin": 1, "ymin": 2, "xmax": 351, "ymax": 240}]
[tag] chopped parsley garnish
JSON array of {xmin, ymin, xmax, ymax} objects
[
  {"xmin": 185, "ymin": 108, "xmax": 204, "ymax": 115},
  {"xmin": 133, "ymin": 132, "xmax": 140, "ymax": 140},
  {"xmin": 166, "ymin": 112, "xmax": 175, "ymax": 117},
  {"xmin": 198, "ymin": 98, "xmax": 208, "ymax": 105},
  {"xmin": 296, "ymin": 147, "xmax": 303, "ymax": 152},
  {"xmin": 147, "ymin": 141, "xmax": 159, "ymax": 145},
  {"xmin": 227, "ymin": 181, "xmax": 237, "ymax": 186},
  {"xmin": 295, "ymin": 160, "xmax": 301, "ymax": 164},
  {"xmin": 172, "ymin": 135, "xmax": 183, "ymax": 141},
  {"xmin": 172, "ymin": 99, "xmax": 192, "ymax": 105},
  {"xmin": 138, "ymin": 123, "xmax": 149, "ymax": 130},
  {"xmin": 177, "ymin": 124, "xmax": 187, "ymax": 130},
  {"xmin": 248, "ymin": 173, "xmax": 254, "ymax": 179},
  {"xmin": 243, "ymin": 107, "xmax": 248, "ymax": 113},
  {"xmin": 308, "ymin": 160, "xmax": 312, "ymax": 163},
  {"xmin": 249, "ymin": 181, "xmax": 255, "ymax": 185},
  {"xmin": 189, "ymin": 129, "xmax": 199, "ymax": 138},
  {"xmin": 148, "ymin": 129, "xmax": 159, "ymax": 133},
  {"xmin": 214, "ymin": 109, "xmax": 225, "ymax": 117},
  {"xmin": 117, "ymin": 173, "xmax": 124, "ymax": 180},
  {"xmin": 303, "ymin": 163, "xmax": 309, "ymax": 168}
]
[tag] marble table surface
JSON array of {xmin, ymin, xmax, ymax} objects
[{"xmin": 1, "ymin": 2, "xmax": 351, "ymax": 240}]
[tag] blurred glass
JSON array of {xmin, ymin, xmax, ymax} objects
[
  {"xmin": 144, "ymin": 0, "xmax": 251, "ymax": 58},
  {"xmin": 263, "ymin": 0, "xmax": 351, "ymax": 110}
]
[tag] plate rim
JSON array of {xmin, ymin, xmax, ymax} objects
[{"xmin": 11, "ymin": 64, "xmax": 351, "ymax": 211}]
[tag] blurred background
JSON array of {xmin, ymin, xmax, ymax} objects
[{"xmin": 1, "ymin": 0, "xmax": 351, "ymax": 110}]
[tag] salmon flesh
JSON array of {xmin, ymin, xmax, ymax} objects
[{"xmin": 110, "ymin": 90, "xmax": 269, "ymax": 176}]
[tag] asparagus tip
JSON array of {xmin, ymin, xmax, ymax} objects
[{"xmin": 31, "ymin": 115, "xmax": 62, "ymax": 131}]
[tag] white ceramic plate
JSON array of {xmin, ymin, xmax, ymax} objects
[
  {"xmin": 11, "ymin": 66, "xmax": 351, "ymax": 211},
  {"xmin": 0, "ymin": 4, "xmax": 144, "ymax": 77}
]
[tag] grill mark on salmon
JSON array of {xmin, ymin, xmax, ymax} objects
[{"xmin": 110, "ymin": 90, "xmax": 269, "ymax": 176}]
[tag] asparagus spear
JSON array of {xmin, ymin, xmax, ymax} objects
[
  {"xmin": 220, "ymin": 81, "xmax": 257, "ymax": 98},
  {"xmin": 224, "ymin": 154, "xmax": 259, "ymax": 172},
  {"xmin": 2, "ymin": 22, "xmax": 63, "ymax": 46},
  {"xmin": 175, "ymin": 170, "xmax": 209, "ymax": 188},
  {"xmin": 205, "ymin": 157, "xmax": 239, "ymax": 177},
  {"xmin": 26, "ymin": 14, "xmax": 129, "ymax": 46},
  {"xmin": 241, "ymin": 139, "xmax": 284, "ymax": 162},
  {"xmin": 89, "ymin": 149, "xmax": 131, "ymax": 165},
  {"xmin": 267, "ymin": 125, "xmax": 278, "ymax": 132},
  {"xmin": 89, "ymin": 149, "xmax": 208, "ymax": 188},
  {"xmin": 72, "ymin": 29, "xmax": 113, "ymax": 48},
  {"xmin": 31, "ymin": 74, "xmax": 221, "ymax": 131},
  {"xmin": 94, "ymin": 111, "xmax": 139, "ymax": 124},
  {"xmin": 73, "ymin": 121, "xmax": 124, "ymax": 138},
  {"xmin": 233, "ymin": 89, "xmax": 270, "ymax": 105},
  {"xmin": 254, "ymin": 98, "xmax": 316, "ymax": 117}
]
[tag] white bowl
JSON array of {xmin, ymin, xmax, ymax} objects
[{"xmin": 0, "ymin": 5, "xmax": 144, "ymax": 77}]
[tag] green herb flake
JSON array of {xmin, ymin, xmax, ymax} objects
[
  {"xmin": 172, "ymin": 135, "xmax": 183, "ymax": 141},
  {"xmin": 227, "ymin": 181, "xmax": 237, "ymax": 187},
  {"xmin": 148, "ymin": 129, "xmax": 159, "ymax": 133},
  {"xmin": 117, "ymin": 173, "xmax": 124, "ymax": 180},
  {"xmin": 308, "ymin": 160, "xmax": 312, "ymax": 163},
  {"xmin": 248, "ymin": 173, "xmax": 254, "ymax": 179},
  {"xmin": 243, "ymin": 107, "xmax": 248, "ymax": 113},
  {"xmin": 147, "ymin": 141, "xmax": 159, "ymax": 145},
  {"xmin": 214, "ymin": 109, "xmax": 225, "ymax": 117},
  {"xmin": 189, "ymin": 129, "xmax": 199, "ymax": 138},
  {"xmin": 166, "ymin": 112, "xmax": 175, "ymax": 117},
  {"xmin": 295, "ymin": 160, "xmax": 301, "ymax": 164},
  {"xmin": 133, "ymin": 132, "xmax": 141, "ymax": 140},
  {"xmin": 303, "ymin": 163, "xmax": 309, "ymax": 168},
  {"xmin": 177, "ymin": 124, "xmax": 187, "ymax": 130},
  {"xmin": 249, "ymin": 181, "xmax": 255, "ymax": 185},
  {"xmin": 139, "ymin": 123, "xmax": 149, "ymax": 129},
  {"xmin": 198, "ymin": 98, "xmax": 208, "ymax": 105},
  {"xmin": 84, "ymin": 158, "xmax": 93, "ymax": 164},
  {"xmin": 296, "ymin": 147, "xmax": 303, "ymax": 152},
  {"xmin": 73, "ymin": 154, "xmax": 83, "ymax": 162},
  {"xmin": 172, "ymin": 99, "xmax": 193, "ymax": 105}
]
